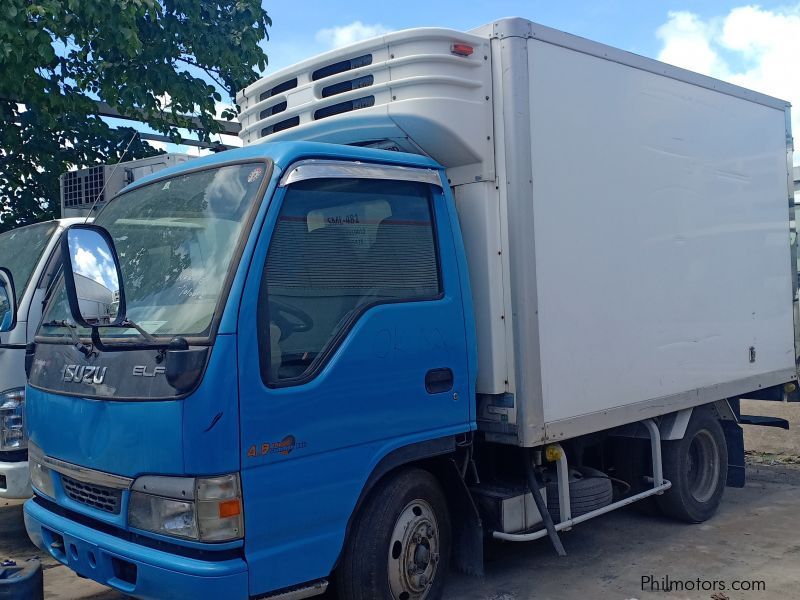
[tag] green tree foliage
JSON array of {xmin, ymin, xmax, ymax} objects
[{"xmin": 0, "ymin": 0, "xmax": 270, "ymax": 232}]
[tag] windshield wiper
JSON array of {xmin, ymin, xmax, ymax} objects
[
  {"xmin": 89, "ymin": 320, "xmax": 189, "ymax": 353},
  {"xmin": 41, "ymin": 320, "xmax": 94, "ymax": 357},
  {"xmin": 41, "ymin": 317, "xmax": 185, "ymax": 355}
]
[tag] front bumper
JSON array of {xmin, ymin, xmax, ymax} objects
[
  {"xmin": 24, "ymin": 497, "xmax": 249, "ymax": 600},
  {"xmin": 0, "ymin": 459, "xmax": 31, "ymax": 499}
]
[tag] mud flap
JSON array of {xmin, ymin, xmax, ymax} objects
[
  {"xmin": 438, "ymin": 459, "xmax": 484, "ymax": 576},
  {"xmin": 720, "ymin": 420, "xmax": 745, "ymax": 488}
]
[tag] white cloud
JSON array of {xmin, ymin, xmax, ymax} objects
[
  {"xmin": 315, "ymin": 21, "xmax": 390, "ymax": 50},
  {"xmin": 656, "ymin": 12, "xmax": 729, "ymax": 78},
  {"xmin": 73, "ymin": 244, "xmax": 118, "ymax": 290},
  {"xmin": 656, "ymin": 6, "xmax": 800, "ymax": 164}
]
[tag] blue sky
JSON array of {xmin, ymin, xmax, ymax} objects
[
  {"xmin": 260, "ymin": 0, "xmax": 794, "ymax": 71},
  {"xmin": 154, "ymin": 1, "xmax": 800, "ymax": 163}
]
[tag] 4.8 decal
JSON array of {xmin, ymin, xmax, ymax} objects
[{"xmin": 247, "ymin": 434, "xmax": 307, "ymax": 458}]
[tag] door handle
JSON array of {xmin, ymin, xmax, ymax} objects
[{"xmin": 425, "ymin": 368, "xmax": 454, "ymax": 394}]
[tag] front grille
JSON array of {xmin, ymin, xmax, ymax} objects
[{"xmin": 61, "ymin": 475, "xmax": 122, "ymax": 514}]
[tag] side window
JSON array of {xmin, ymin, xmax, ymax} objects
[{"xmin": 259, "ymin": 177, "xmax": 442, "ymax": 384}]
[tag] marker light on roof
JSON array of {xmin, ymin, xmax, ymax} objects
[{"xmin": 451, "ymin": 43, "xmax": 474, "ymax": 57}]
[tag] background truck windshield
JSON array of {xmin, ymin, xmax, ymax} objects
[
  {"xmin": 0, "ymin": 221, "xmax": 58, "ymax": 302},
  {"xmin": 40, "ymin": 162, "xmax": 267, "ymax": 339}
]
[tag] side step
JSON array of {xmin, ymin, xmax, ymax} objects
[
  {"xmin": 739, "ymin": 415, "xmax": 790, "ymax": 430},
  {"xmin": 261, "ymin": 580, "xmax": 328, "ymax": 600}
]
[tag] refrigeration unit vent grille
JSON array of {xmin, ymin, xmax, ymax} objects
[
  {"xmin": 321, "ymin": 74, "xmax": 374, "ymax": 98},
  {"xmin": 83, "ymin": 166, "xmax": 105, "ymax": 206},
  {"xmin": 259, "ymin": 101, "xmax": 288, "ymax": 121},
  {"xmin": 311, "ymin": 53, "xmax": 373, "ymax": 81},
  {"xmin": 236, "ymin": 30, "xmax": 494, "ymax": 185},
  {"xmin": 314, "ymin": 95, "xmax": 375, "ymax": 121},
  {"xmin": 259, "ymin": 77, "xmax": 298, "ymax": 101},
  {"xmin": 60, "ymin": 154, "xmax": 191, "ymax": 217},
  {"xmin": 61, "ymin": 171, "xmax": 83, "ymax": 208},
  {"xmin": 61, "ymin": 166, "xmax": 105, "ymax": 207},
  {"xmin": 261, "ymin": 116, "xmax": 301, "ymax": 138}
]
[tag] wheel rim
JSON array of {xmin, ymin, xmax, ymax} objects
[
  {"xmin": 686, "ymin": 429, "xmax": 720, "ymax": 503},
  {"xmin": 387, "ymin": 499, "xmax": 440, "ymax": 600}
]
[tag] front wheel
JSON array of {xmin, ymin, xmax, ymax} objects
[
  {"xmin": 336, "ymin": 467, "xmax": 451, "ymax": 600},
  {"xmin": 657, "ymin": 407, "xmax": 728, "ymax": 523}
]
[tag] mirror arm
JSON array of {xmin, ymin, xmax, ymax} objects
[{"xmin": 119, "ymin": 319, "xmax": 157, "ymax": 343}]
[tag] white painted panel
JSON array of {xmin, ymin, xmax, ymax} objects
[
  {"xmin": 453, "ymin": 182, "xmax": 508, "ymax": 394},
  {"xmin": 526, "ymin": 40, "xmax": 794, "ymax": 424}
]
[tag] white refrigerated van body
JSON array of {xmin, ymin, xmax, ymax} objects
[{"xmin": 238, "ymin": 18, "xmax": 796, "ymax": 448}]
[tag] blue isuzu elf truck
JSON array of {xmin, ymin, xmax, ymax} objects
[{"xmin": 15, "ymin": 19, "xmax": 799, "ymax": 600}]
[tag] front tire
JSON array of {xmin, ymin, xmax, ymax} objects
[
  {"xmin": 337, "ymin": 467, "xmax": 452, "ymax": 600},
  {"xmin": 657, "ymin": 408, "xmax": 727, "ymax": 523}
]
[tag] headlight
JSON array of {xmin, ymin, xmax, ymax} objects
[
  {"xmin": 128, "ymin": 474, "xmax": 243, "ymax": 542},
  {"xmin": 0, "ymin": 388, "xmax": 26, "ymax": 451},
  {"xmin": 28, "ymin": 443, "xmax": 55, "ymax": 499},
  {"xmin": 128, "ymin": 493, "xmax": 198, "ymax": 539}
]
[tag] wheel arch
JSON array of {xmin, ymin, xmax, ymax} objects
[
  {"xmin": 332, "ymin": 434, "xmax": 484, "ymax": 577},
  {"xmin": 664, "ymin": 402, "xmax": 745, "ymax": 488}
]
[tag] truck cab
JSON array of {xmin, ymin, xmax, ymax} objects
[
  {"xmin": 23, "ymin": 143, "xmax": 475, "ymax": 599},
  {"xmin": 0, "ymin": 218, "xmax": 85, "ymax": 499}
]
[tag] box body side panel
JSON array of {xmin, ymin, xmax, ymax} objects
[
  {"xmin": 523, "ymin": 40, "xmax": 794, "ymax": 427},
  {"xmin": 453, "ymin": 182, "xmax": 509, "ymax": 394}
]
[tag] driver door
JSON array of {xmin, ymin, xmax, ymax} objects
[{"xmin": 236, "ymin": 165, "xmax": 471, "ymax": 596}]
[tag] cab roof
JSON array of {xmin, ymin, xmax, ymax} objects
[{"xmin": 124, "ymin": 141, "xmax": 443, "ymax": 193}]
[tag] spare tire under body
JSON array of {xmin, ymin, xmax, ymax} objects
[{"xmin": 544, "ymin": 466, "xmax": 613, "ymax": 523}]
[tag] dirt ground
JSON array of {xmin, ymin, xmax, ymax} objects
[
  {"xmin": 741, "ymin": 399, "xmax": 800, "ymax": 463},
  {"xmin": 2, "ymin": 401, "xmax": 798, "ymax": 600}
]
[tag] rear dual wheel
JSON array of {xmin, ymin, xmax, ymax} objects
[
  {"xmin": 657, "ymin": 408, "xmax": 728, "ymax": 523},
  {"xmin": 337, "ymin": 468, "xmax": 451, "ymax": 600}
]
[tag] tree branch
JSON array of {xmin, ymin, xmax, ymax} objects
[{"xmin": 175, "ymin": 56, "xmax": 230, "ymax": 93}]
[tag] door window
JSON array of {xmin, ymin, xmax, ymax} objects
[{"xmin": 259, "ymin": 178, "xmax": 441, "ymax": 384}]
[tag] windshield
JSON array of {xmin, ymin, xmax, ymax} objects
[
  {"xmin": 0, "ymin": 221, "xmax": 58, "ymax": 303},
  {"xmin": 40, "ymin": 162, "xmax": 268, "ymax": 339}
]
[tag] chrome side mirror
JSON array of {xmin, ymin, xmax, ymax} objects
[
  {"xmin": 0, "ymin": 268, "xmax": 16, "ymax": 333},
  {"xmin": 61, "ymin": 224, "xmax": 126, "ymax": 328}
]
